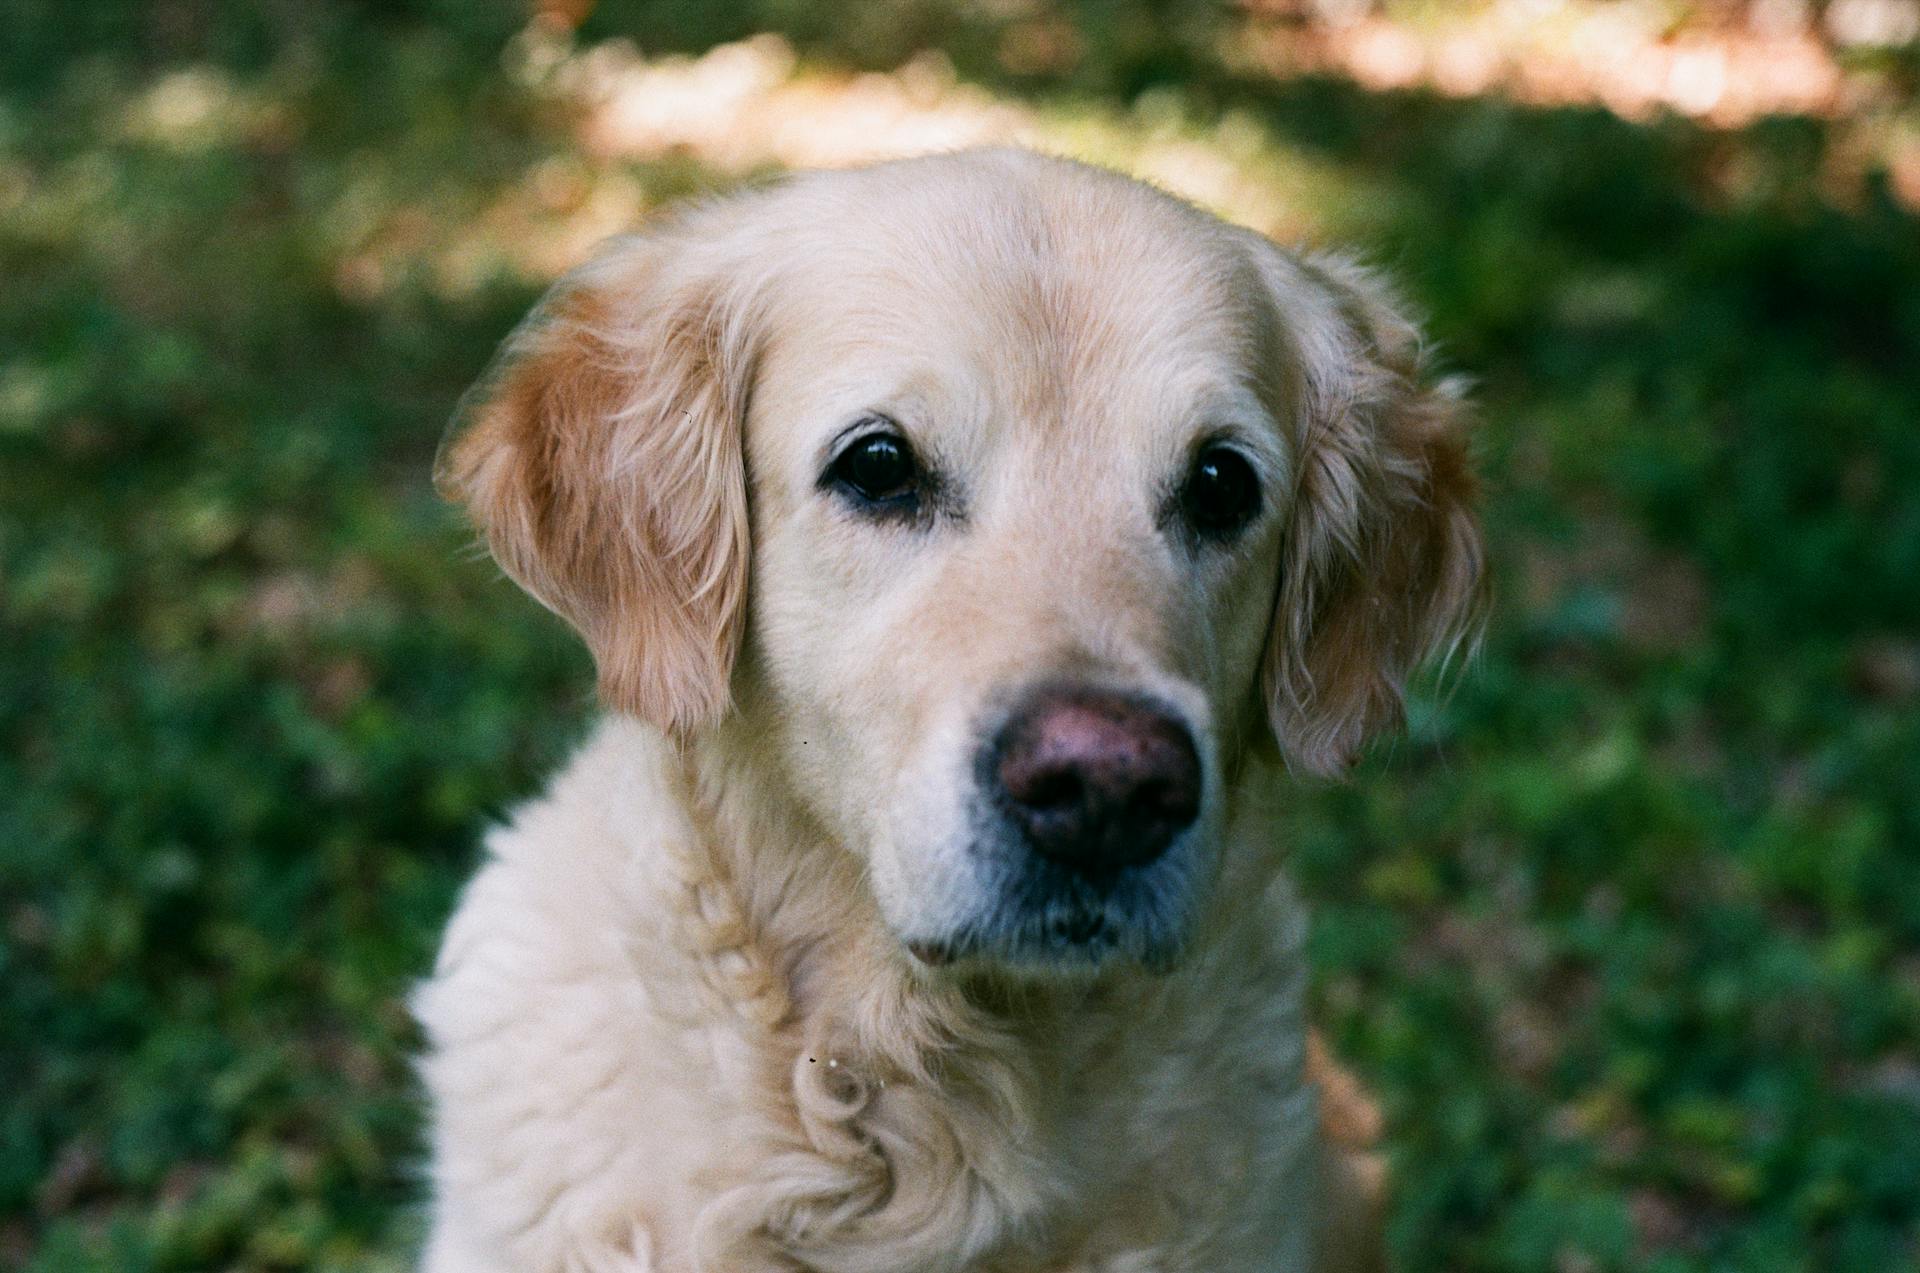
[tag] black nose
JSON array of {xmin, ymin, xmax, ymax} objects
[{"xmin": 990, "ymin": 687, "xmax": 1202, "ymax": 875}]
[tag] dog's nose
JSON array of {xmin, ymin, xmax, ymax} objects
[{"xmin": 991, "ymin": 688, "xmax": 1201, "ymax": 874}]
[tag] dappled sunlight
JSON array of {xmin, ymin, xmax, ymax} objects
[
  {"xmin": 324, "ymin": 27, "xmax": 1360, "ymax": 303},
  {"xmin": 120, "ymin": 66, "xmax": 290, "ymax": 153},
  {"xmin": 491, "ymin": 28, "xmax": 1357, "ymax": 262},
  {"xmin": 33, "ymin": 4, "xmax": 1918, "ymax": 320},
  {"xmin": 1233, "ymin": 0, "xmax": 1920, "ymax": 210},
  {"xmin": 1242, "ymin": 2, "xmax": 1850, "ymax": 124},
  {"xmin": 392, "ymin": 160, "xmax": 656, "ymax": 299},
  {"xmin": 570, "ymin": 35, "xmax": 1026, "ymax": 170},
  {"xmin": 336, "ymin": 33, "xmax": 1035, "ymax": 300},
  {"xmin": 6, "ymin": 5, "xmax": 1919, "ymax": 1269}
]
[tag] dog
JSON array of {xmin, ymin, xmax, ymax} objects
[{"xmin": 416, "ymin": 147, "xmax": 1484, "ymax": 1272}]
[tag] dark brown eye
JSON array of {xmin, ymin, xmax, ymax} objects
[
  {"xmin": 826, "ymin": 430, "xmax": 920, "ymax": 508},
  {"xmin": 1179, "ymin": 444, "xmax": 1261, "ymax": 540}
]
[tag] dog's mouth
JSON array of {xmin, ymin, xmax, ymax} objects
[
  {"xmin": 906, "ymin": 922, "xmax": 1181, "ymax": 975},
  {"xmin": 907, "ymin": 911, "xmax": 1119, "ymax": 965},
  {"xmin": 904, "ymin": 846, "xmax": 1201, "ymax": 975}
]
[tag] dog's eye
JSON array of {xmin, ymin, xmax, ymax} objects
[
  {"xmin": 826, "ymin": 430, "xmax": 921, "ymax": 509},
  {"xmin": 1178, "ymin": 444, "xmax": 1261, "ymax": 540}
]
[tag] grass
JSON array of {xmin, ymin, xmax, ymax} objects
[{"xmin": 3, "ymin": 3, "xmax": 1917, "ymax": 1270}]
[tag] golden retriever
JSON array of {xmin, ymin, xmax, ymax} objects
[{"xmin": 417, "ymin": 147, "xmax": 1484, "ymax": 1272}]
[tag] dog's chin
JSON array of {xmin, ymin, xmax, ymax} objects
[
  {"xmin": 900, "ymin": 849, "xmax": 1205, "ymax": 978},
  {"xmin": 906, "ymin": 926, "xmax": 1186, "ymax": 978}
]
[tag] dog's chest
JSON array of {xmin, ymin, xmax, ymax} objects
[{"xmin": 693, "ymin": 944, "xmax": 1319, "ymax": 1273}]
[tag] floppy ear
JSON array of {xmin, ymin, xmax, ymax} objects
[
  {"xmin": 436, "ymin": 215, "xmax": 760, "ymax": 734},
  {"xmin": 1254, "ymin": 247, "xmax": 1488, "ymax": 777}
]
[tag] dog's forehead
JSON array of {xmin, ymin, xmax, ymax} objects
[{"xmin": 762, "ymin": 156, "xmax": 1273, "ymax": 424}]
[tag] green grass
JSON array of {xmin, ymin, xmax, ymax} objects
[{"xmin": 4, "ymin": 4, "xmax": 1917, "ymax": 1270}]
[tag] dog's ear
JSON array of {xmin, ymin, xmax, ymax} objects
[
  {"xmin": 437, "ymin": 214, "xmax": 761, "ymax": 734},
  {"xmin": 1249, "ymin": 245, "xmax": 1488, "ymax": 776}
]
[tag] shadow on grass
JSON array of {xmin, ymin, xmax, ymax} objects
[{"xmin": 3, "ymin": 5, "xmax": 1917, "ymax": 1270}]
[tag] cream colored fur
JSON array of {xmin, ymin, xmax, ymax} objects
[{"xmin": 419, "ymin": 149, "xmax": 1484, "ymax": 1273}]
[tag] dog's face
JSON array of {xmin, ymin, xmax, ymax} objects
[{"xmin": 442, "ymin": 150, "xmax": 1483, "ymax": 971}]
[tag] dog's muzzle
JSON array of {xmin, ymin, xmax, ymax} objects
[{"xmin": 911, "ymin": 685, "xmax": 1206, "ymax": 970}]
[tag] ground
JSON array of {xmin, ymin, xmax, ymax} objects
[{"xmin": 3, "ymin": 3, "xmax": 1918, "ymax": 1270}]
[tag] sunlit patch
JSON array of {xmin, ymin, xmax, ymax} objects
[
  {"xmin": 1891, "ymin": 133, "xmax": 1920, "ymax": 210},
  {"xmin": 121, "ymin": 66, "xmax": 287, "ymax": 152},
  {"xmin": 1238, "ymin": 0, "xmax": 1862, "ymax": 126},
  {"xmin": 526, "ymin": 32, "xmax": 1342, "ymax": 242},
  {"xmin": 1826, "ymin": 0, "xmax": 1920, "ymax": 47},
  {"xmin": 571, "ymin": 36, "xmax": 1030, "ymax": 170}
]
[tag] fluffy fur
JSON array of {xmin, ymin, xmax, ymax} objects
[{"xmin": 419, "ymin": 148, "xmax": 1484, "ymax": 1272}]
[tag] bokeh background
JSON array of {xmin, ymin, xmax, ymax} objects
[{"xmin": 5, "ymin": 1, "xmax": 1919, "ymax": 1269}]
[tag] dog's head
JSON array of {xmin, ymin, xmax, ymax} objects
[{"xmin": 441, "ymin": 150, "xmax": 1483, "ymax": 972}]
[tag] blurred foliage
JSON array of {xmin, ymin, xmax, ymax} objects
[{"xmin": 3, "ymin": 2, "xmax": 1918, "ymax": 1271}]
